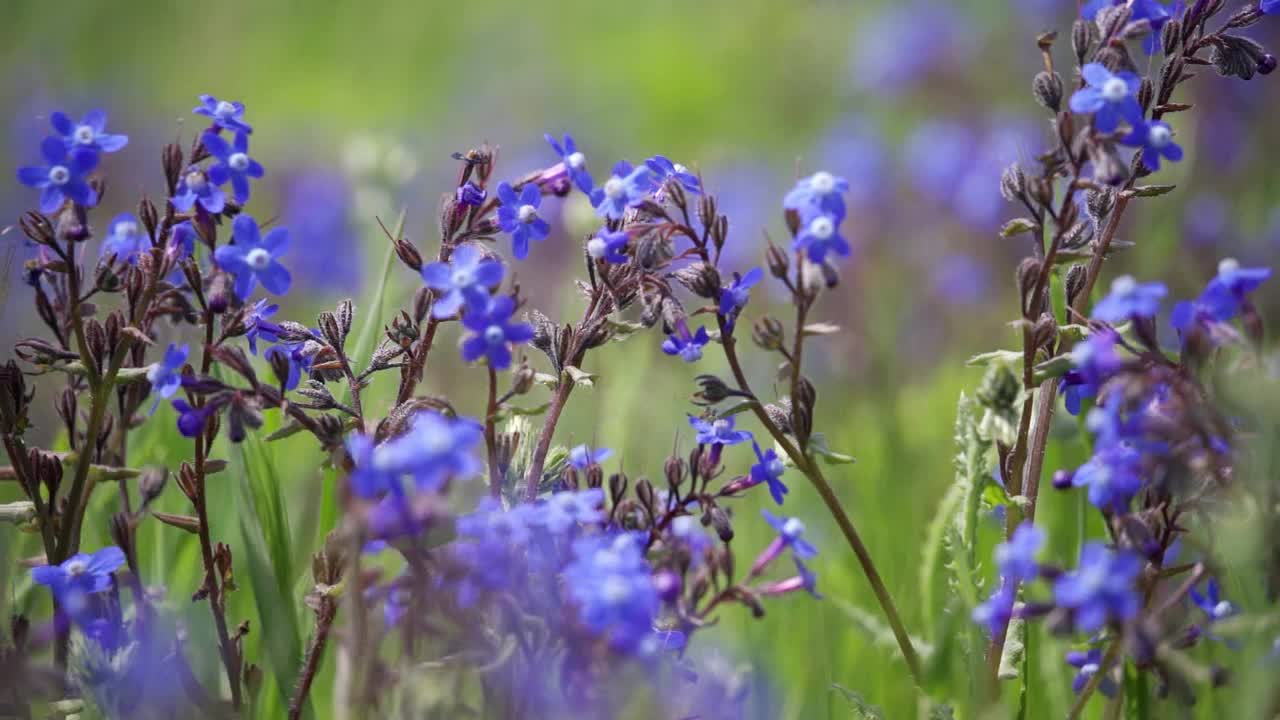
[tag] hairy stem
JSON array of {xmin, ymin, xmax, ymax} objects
[
  {"xmin": 289, "ymin": 597, "xmax": 338, "ymax": 720},
  {"xmin": 485, "ymin": 367, "xmax": 502, "ymax": 499}
]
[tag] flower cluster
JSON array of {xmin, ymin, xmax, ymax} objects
[{"xmin": 16, "ymin": 109, "xmax": 128, "ymax": 212}]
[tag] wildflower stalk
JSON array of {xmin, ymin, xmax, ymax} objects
[
  {"xmin": 485, "ymin": 366, "xmax": 501, "ymax": 498},
  {"xmin": 288, "ymin": 594, "xmax": 338, "ymax": 720}
]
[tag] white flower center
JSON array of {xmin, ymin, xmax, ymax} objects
[
  {"xmin": 604, "ymin": 177, "xmax": 625, "ymax": 200},
  {"xmin": 602, "ymin": 575, "xmax": 632, "ymax": 604},
  {"xmin": 567, "ymin": 151, "xmax": 585, "ymax": 168},
  {"xmin": 484, "ymin": 325, "xmax": 506, "ymax": 345},
  {"xmin": 1218, "ymin": 258, "xmax": 1240, "ymax": 276},
  {"xmin": 450, "ymin": 268, "xmax": 474, "ymax": 287},
  {"xmin": 811, "ymin": 171, "xmax": 836, "ymax": 193},
  {"xmin": 228, "ymin": 152, "xmax": 251, "ymax": 172},
  {"xmin": 768, "ymin": 459, "xmax": 786, "ymax": 477},
  {"xmin": 517, "ymin": 204, "xmax": 538, "ymax": 223},
  {"xmin": 1213, "ymin": 600, "xmax": 1234, "ymax": 619},
  {"xmin": 808, "ymin": 216, "xmax": 835, "ymax": 240},
  {"xmin": 1147, "ymin": 124, "xmax": 1171, "ymax": 148},
  {"xmin": 116, "ymin": 221, "xmax": 138, "ymax": 237},
  {"xmin": 587, "ymin": 237, "xmax": 607, "ymax": 258},
  {"xmin": 215, "ymin": 100, "xmax": 236, "ymax": 118},
  {"xmin": 782, "ymin": 517, "xmax": 806, "ymax": 538},
  {"xmin": 674, "ymin": 163, "xmax": 689, "ymax": 174},
  {"xmin": 420, "ymin": 427, "xmax": 453, "ymax": 455},
  {"xmin": 48, "ymin": 166, "xmax": 71, "ymax": 185},
  {"xmin": 245, "ymin": 248, "xmax": 272, "ymax": 271},
  {"xmin": 1081, "ymin": 663, "xmax": 1100, "ymax": 676},
  {"xmin": 1111, "ymin": 274, "xmax": 1137, "ymax": 296},
  {"xmin": 672, "ymin": 516, "xmax": 695, "ymax": 535},
  {"xmin": 185, "ymin": 170, "xmax": 207, "ymax": 190},
  {"xmin": 1101, "ymin": 77, "xmax": 1128, "ymax": 102},
  {"xmin": 73, "ymin": 125, "xmax": 96, "ymax": 145},
  {"xmin": 65, "ymin": 559, "xmax": 88, "ymax": 576},
  {"xmin": 712, "ymin": 419, "xmax": 730, "ymax": 434}
]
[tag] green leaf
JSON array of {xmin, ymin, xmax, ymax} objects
[
  {"xmin": 502, "ymin": 401, "xmax": 553, "ymax": 417},
  {"xmin": 602, "ymin": 316, "xmax": 646, "ymax": 343},
  {"xmin": 1000, "ymin": 217, "xmax": 1040, "ymax": 238},
  {"xmin": 999, "ymin": 617, "xmax": 1026, "ymax": 680},
  {"xmin": 1125, "ymin": 183, "xmax": 1176, "ymax": 198},
  {"xmin": 966, "ymin": 350, "xmax": 1022, "ymax": 368},
  {"xmin": 831, "ymin": 596, "xmax": 934, "ymax": 664},
  {"xmin": 830, "ymin": 684, "xmax": 886, "ymax": 719},
  {"xmin": 563, "ymin": 365, "xmax": 596, "ymax": 388},
  {"xmin": 807, "ymin": 432, "xmax": 856, "ymax": 465}
]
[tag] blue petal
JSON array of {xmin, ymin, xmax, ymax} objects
[
  {"xmin": 83, "ymin": 109, "xmax": 108, "ymax": 133},
  {"xmin": 16, "ymin": 166, "xmax": 48, "ymax": 188},
  {"xmin": 257, "ymin": 262, "xmax": 292, "ymax": 295},
  {"xmin": 40, "ymin": 136, "xmax": 66, "ymax": 164},
  {"xmin": 421, "ymin": 262, "xmax": 452, "ymax": 288},
  {"xmin": 50, "ymin": 111, "xmax": 73, "ymax": 136},
  {"xmin": 233, "ymin": 214, "xmax": 261, "ymax": 246},
  {"xmin": 432, "ymin": 290, "xmax": 465, "ymax": 318},
  {"xmin": 202, "ymin": 131, "xmax": 231, "ymax": 160},
  {"xmin": 519, "ymin": 183, "xmax": 541, "ymax": 207}
]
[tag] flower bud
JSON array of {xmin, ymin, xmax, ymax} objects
[
  {"xmin": 752, "ymin": 315, "xmax": 785, "ymax": 352},
  {"xmin": 1032, "ymin": 71, "xmax": 1064, "ymax": 112},
  {"xmin": 766, "ymin": 242, "xmax": 790, "ymax": 279}
]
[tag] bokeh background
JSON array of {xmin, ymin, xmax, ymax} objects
[{"xmin": 2, "ymin": 1, "xmax": 1280, "ymax": 717}]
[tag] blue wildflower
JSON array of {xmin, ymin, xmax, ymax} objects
[
  {"xmin": 1059, "ymin": 330, "xmax": 1124, "ymax": 415},
  {"xmin": 1131, "ymin": 0, "xmax": 1175, "ymax": 55},
  {"xmin": 1069, "ymin": 63, "xmax": 1143, "ymax": 133},
  {"xmin": 1066, "ymin": 649, "xmax": 1119, "ymax": 696},
  {"xmin": 244, "ymin": 299, "xmax": 282, "ymax": 354},
  {"xmin": 645, "ymin": 155, "xmax": 701, "ymax": 194},
  {"xmin": 973, "ymin": 584, "xmax": 1016, "ymax": 635},
  {"xmin": 194, "ymin": 94, "xmax": 252, "ymax": 134},
  {"xmin": 1189, "ymin": 578, "xmax": 1236, "ymax": 623},
  {"xmin": 1091, "ymin": 275, "xmax": 1167, "ymax": 323},
  {"xmin": 688, "ymin": 414, "xmax": 752, "ymax": 447},
  {"xmin": 202, "ymin": 131, "xmax": 265, "ymax": 205},
  {"xmin": 793, "ymin": 213, "xmax": 851, "ymax": 264},
  {"xmin": 456, "ymin": 182, "xmax": 487, "ymax": 206},
  {"xmin": 1265, "ymin": 0, "xmax": 1280, "ymax": 14},
  {"xmin": 16, "ymin": 137, "xmax": 99, "ymax": 212},
  {"xmin": 1081, "ymin": 0, "xmax": 1118, "ymax": 19},
  {"xmin": 718, "ymin": 267, "xmax": 763, "ymax": 323},
  {"xmin": 1172, "ymin": 259, "xmax": 1272, "ymax": 338},
  {"xmin": 586, "ymin": 231, "xmax": 630, "ymax": 264},
  {"xmin": 1072, "ymin": 440, "xmax": 1144, "ymax": 512},
  {"xmin": 147, "ymin": 343, "xmax": 189, "ymax": 404},
  {"xmin": 661, "ymin": 319, "xmax": 710, "ymax": 363},
  {"xmin": 460, "ymin": 295, "xmax": 534, "ymax": 371},
  {"xmin": 749, "ymin": 441, "xmax": 789, "ymax": 505},
  {"xmin": 100, "ymin": 213, "xmax": 148, "ymax": 262},
  {"xmin": 1054, "ymin": 543, "xmax": 1142, "ymax": 632},
  {"xmin": 264, "ymin": 341, "xmax": 314, "ymax": 391},
  {"xmin": 214, "ymin": 214, "xmax": 292, "ymax": 300},
  {"xmin": 997, "ymin": 523, "xmax": 1045, "ymax": 582},
  {"xmin": 495, "ymin": 182, "xmax": 550, "ymax": 259},
  {"xmin": 562, "ymin": 533, "xmax": 660, "ymax": 653},
  {"xmin": 758, "ymin": 510, "xmax": 819, "ymax": 565},
  {"xmin": 759, "ymin": 557, "xmax": 822, "ymax": 599},
  {"xmin": 50, "ymin": 110, "xmax": 128, "ymax": 154},
  {"xmin": 590, "ymin": 161, "xmax": 655, "ymax": 221},
  {"xmin": 171, "ymin": 167, "xmax": 226, "ymax": 214},
  {"xmin": 569, "ymin": 444, "xmax": 612, "ymax": 471},
  {"xmin": 348, "ymin": 411, "xmax": 483, "ymax": 497},
  {"xmin": 546, "ymin": 133, "xmax": 593, "ymax": 194},
  {"xmin": 31, "ymin": 547, "xmax": 125, "ymax": 618},
  {"xmin": 172, "ymin": 399, "xmax": 217, "ymax": 438},
  {"xmin": 421, "ymin": 244, "xmax": 504, "ymax": 319},
  {"xmin": 783, "ymin": 171, "xmax": 849, "ymax": 220},
  {"xmin": 533, "ymin": 488, "xmax": 607, "ymax": 534},
  {"xmin": 1122, "ymin": 121, "xmax": 1183, "ymax": 172}
]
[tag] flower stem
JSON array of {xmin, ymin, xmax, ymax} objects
[
  {"xmin": 289, "ymin": 596, "xmax": 338, "ymax": 720},
  {"xmin": 485, "ymin": 366, "xmax": 502, "ymax": 499}
]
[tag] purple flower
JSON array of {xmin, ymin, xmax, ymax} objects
[
  {"xmin": 761, "ymin": 510, "xmax": 819, "ymax": 560},
  {"xmin": 456, "ymin": 182, "xmax": 487, "ymax": 206},
  {"xmin": 1189, "ymin": 578, "xmax": 1236, "ymax": 623},
  {"xmin": 1054, "ymin": 543, "xmax": 1142, "ymax": 632},
  {"xmin": 202, "ymin": 131, "xmax": 265, "ymax": 205},
  {"xmin": 1070, "ymin": 63, "xmax": 1143, "ymax": 133},
  {"xmin": 793, "ymin": 213, "xmax": 851, "ymax": 263},
  {"xmin": 194, "ymin": 94, "xmax": 252, "ymax": 134},
  {"xmin": 1059, "ymin": 330, "xmax": 1124, "ymax": 415},
  {"xmin": 1081, "ymin": 0, "xmax": 1118, "ymax": 19},
  {"xmin": 1122, "ymin": 121, "xmax": 1183, "ymax": 172},
  {"xmin": 264, "ymin": 341, "xmax": 314, "ymax": 391},
  {"xmin": 586, "ymin": 231, "xmax": 629, "ymax": 264},
  {"xmin": 997, "ymin": 523, "xmax": 1045, "ymax": 582},
  {"xmin": 30, "ymin": 547, "xmax": 125, "ymax": 618},
  {"xmin": 172, "ymin": 399, "xmax": 217, "ymax": 438},
  {"xmin": 214, "ymin": 214, "xmax": 292, "ymax": 300},
  {"xmin": 783, "ymin": 171, "xmax": 849, "ymax": 221},
  {"xmin": 421, "ymin": 244, "xmax": 504, "ymax": 319},
  {"xmin": 533, "ymin": 488, "xmax": 606, "ymax": 534},
  {"xmin": 1265, "ymin": 0, "xmax": 1280, "ymax": 14},
  {"xmin": 646, "ymin": 155, "xmax": 701, "ymax": 194},
  {"xmin": 171, "ymin": 167, "xmax": 226, "ymax": 214},
  {"xmin": 569, "ymin": 444, "xmax": 612, "ymax": 471},
  {"xmin": 495, "ymin": 182, "xmax": 550, "ymax": 259},
  {"xmin": 1066, "ymin": 649, "xmax": 1118, "ymax": 696},
  {"xmin": 758, "ymin": 557, "xmax": 822, "ymax": 599},
  {"xmin": 662, "ymin": 319, "xmax": 710, "ymax": 363},
  {"xmin": 460, "ymin": 295, "xmax": 534, "ymax": 370},
  {"xmin": 590, "ymin": 161, "xmax": 655, "ymax": 221},
  {"xmin": 147, "ymin": 343, "xmax": 189, "ymax": 401},
  {"xmin": 1131, "ymin": 0, "xmax": 1175, "ymax": 55},
  {"xmin": 100, "ymin": 213, "xmax": 148, "ymax": 261},
  {"xmin": 50, "ymin": 109, "xmax": 128, "ymax": 154},
  {"xmin": 16, "ymin": 137, "xmax": 99, "ymax": 212},
  {"xmin": 562, "ymin": 533, "xmax": 660, "ymax": 653},
  {"xmin": 749, "ymin": 441, "xmax": 789, "ymax": 505},
  {"xmin": 546, "ymin": 133, "xmax": 593, "ymax": 194},
  {"xmin": 244, "ymin": 299, "xmax": 282, "ymax": 355},
  {"xmin": 973, "ymin": 584, "xmax": 1016, "ymax": 635},
  {"xmin": 718, "ymin": 267, "xmax": 763, "ymax": 321},
  {"xmin": 1072, "ymin": 441, "xmax": 1145, "ymax": 512},
  {"xmin": 688, "ymin": 414, "xmax": 753, "ymax": 446},
  {"xmin": 1091, "ymin": 275, "xmax": 1167, "ymax": 323}
]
